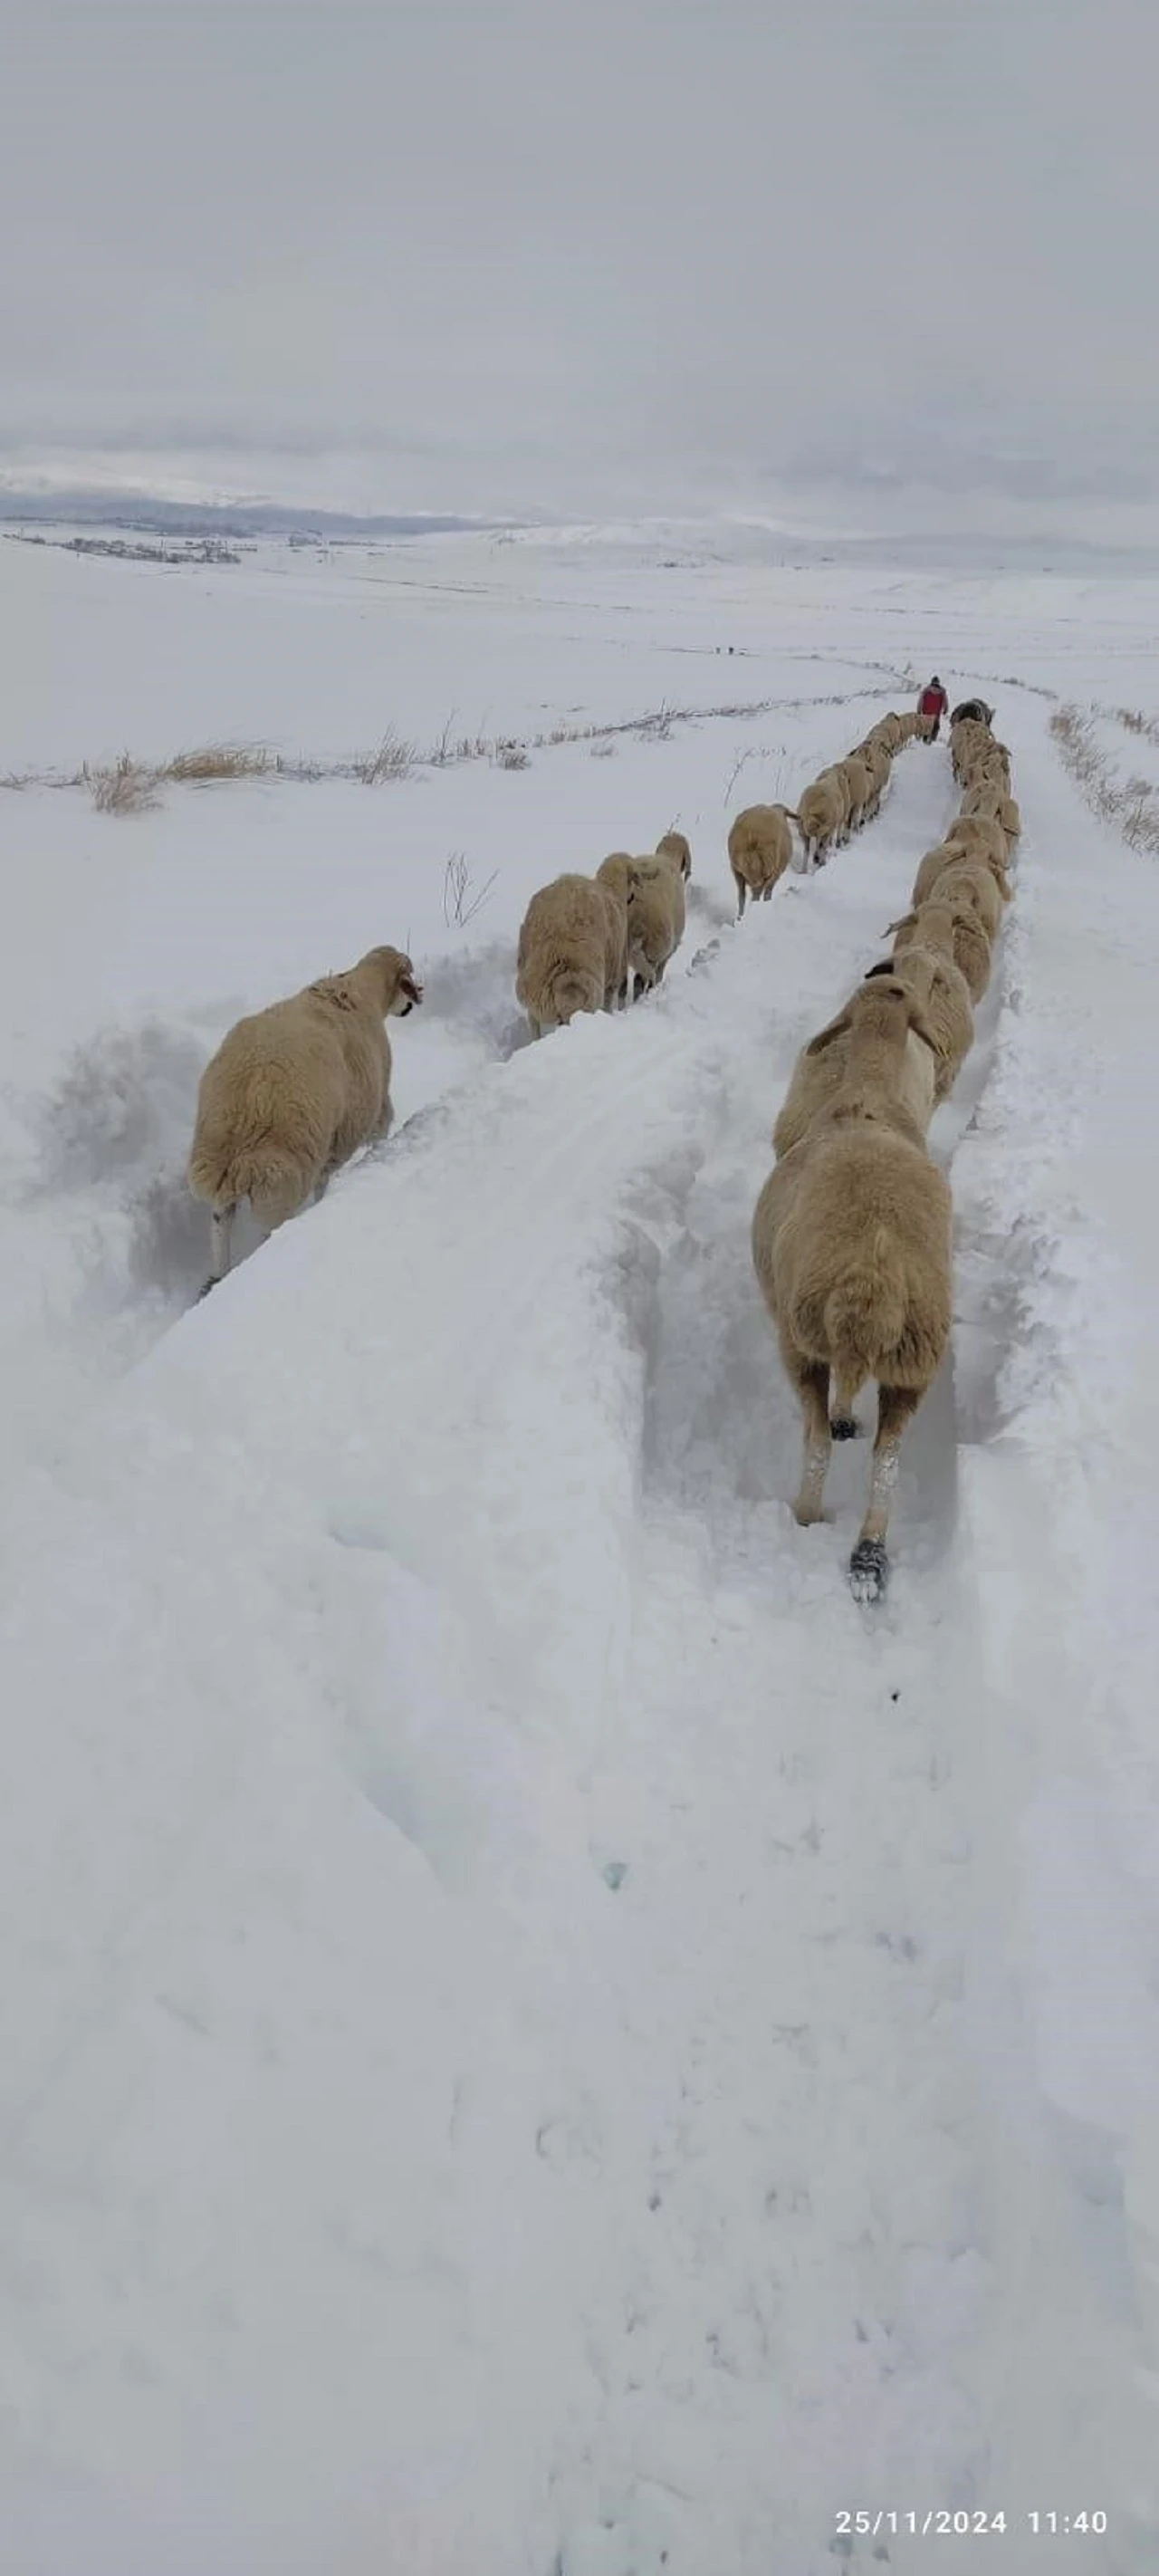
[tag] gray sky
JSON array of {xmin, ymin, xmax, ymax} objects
[{"xmin": 3, "ymin": 0, "xmax": 1157, "ymax": 517}]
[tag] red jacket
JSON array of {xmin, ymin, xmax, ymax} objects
[{"xmin": 919, "ymin": 684, "xmax": 948, "ymax": 716}]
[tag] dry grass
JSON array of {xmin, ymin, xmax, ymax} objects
[
  {"xmin": 1051, "ymin": 702, "xmax": 1159, "ymax": 856},
  {"xmin": 162, "ymin": 744, "xmax": 271, "ymax": 783},
  {"xmin": 33, "ymin": 677, "xmax": 919, "ymax": 814},
  {"xmin": 357, "ymin": 727, "xmax": 417, "ymax": 785},
  {"xmin": 87, "ymin": 754, "xmax": 161, "ymax": 815},
  {"xmin": 443, "ymin": 851, "xmax": 499, "ymax": 928},
  {"xmin": 1115, "ymin": 706, "xmax": 1159, "ymax": 749}
]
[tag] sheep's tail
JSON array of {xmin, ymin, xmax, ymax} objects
[
  {"xmin": 549, "ymin": 968, "xmax": 597, "ymax": 1024},
  {"xmin": 187, "ymin": 1139, "xmax": 300, "ymax": 1216},
  {"xmin": 822, "ymin": 1227, "xmax": 908, "ymax": 1418},
  {"xmin": 782, "ymin": 808, "xmax": 801, "ymax": 824}
]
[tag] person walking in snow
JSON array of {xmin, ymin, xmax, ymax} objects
[{"xmin": 917, "ymin": 675, "xmax": 949, "ymax": 741}]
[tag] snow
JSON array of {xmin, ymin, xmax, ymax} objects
[{"xmin": 1, "ymin": 521, "xmax": 1157, "ymax": 2572}]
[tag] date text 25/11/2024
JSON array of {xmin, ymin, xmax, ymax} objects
[{"xmin": 834, "ymin": 2511, "xmax": 1109, "ymax": 2539}]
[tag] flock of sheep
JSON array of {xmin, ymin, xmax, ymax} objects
[
  {"xmin": 186, "ymin": 687, "xmax": 1015, "ymax": 1607},
  {"xmin": 751, "ymin": 697, "xmax": 1018, "ymax": 1601},
  {"xmin": 185, "ymin": 708, "xmax": 925, "ymax": 1292}
]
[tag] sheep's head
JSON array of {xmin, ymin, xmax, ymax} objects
[
  {"xmin": 656, "ymin": 830, "xmax": 692, "ymax": 879},
  {"xmin": 806, "ymin": 979, "xmax": 939, "ymax": 1062},
  {"xmin": 362, "ymin": 946, "xmax": 424, "ymax": 1014},
  {"xmin": 598, "ymin": 852, "xmax": 641, "ymax": 909}
]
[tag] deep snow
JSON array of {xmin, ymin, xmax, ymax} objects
[{"xmin": 1, "ymin": 524, "xmax": 1157, "ymax": 2573}]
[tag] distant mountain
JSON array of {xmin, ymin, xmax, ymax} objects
[{"xmin": 0, "ymin": 486, "xmax": 510, "ymax": 541}]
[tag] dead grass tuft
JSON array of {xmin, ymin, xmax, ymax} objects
[
  {"xmin": 87, "ymin": 754, "xmax": 161, "ymax": 815},
  {"xmin": 358, "ymin": 727, "xmax": 417, "ymax": 785},
  {"xmin": 162, "ymin": 743, "xmax": 271, "ymax": 783},
  {"xmin": 1051, "ymin": 702, "xmax": 1159, "ymax": 856}
]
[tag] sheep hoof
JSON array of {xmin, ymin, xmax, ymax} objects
[
  {"xmin": 829, "ymin": 1414, "xmax": 860, "ymax": 1442},
  {"xmin": 848, "ymin": 1539, "xmax": 889, "ymax": 1603}
]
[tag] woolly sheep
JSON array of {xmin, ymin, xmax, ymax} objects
[
  {"xmin": 772, "ymin": 966, "xmax": 938, "ymax": 1158},
  {"xmin": 655, "ymin": 830, "xmax": 693, "ymax": 879},
  {"xmin": 891, "ymin": 894, "xmax": 991, "ymax": 1004},
  {"xmin": 939, "ymin": 812, "xmax": 1010, "ymax": 873},
  {"xmin": 891, "ymin": 886, "xmax": 989, "ymax": 1004},
  {"xmin": 835, "ymin": 755, "xmax": 871, "ymax": 833},
  {"xmin": 187, "ymin": 944, "xmax": 423, "ymax": 1293},
  {"xmin": 911, "ymin": 833, "xmax": 1009, "ymax": 915},
  {"xmin": 961, "ymin": 783, "xmax": 1021, "ymax": 841},
  {"xmin": 789, "ymin": 773, "xmax": 846, "ymax": 870},
  {"xmin": 924, "ymin": 857, "xmax": 1006, "ymax": 946},
  {"xmin": 516, "ymin": 870, "xmax": 634, "ymax": 1037},
  {"xmin": 817, "ymin": 766, "xmax": 852, "ymax": 843},
  {"xmin": 594, "ymin": 853, "xmax": 653, "ymax": 1001},
  {"xmin": 598, "ymin": 844, "xmax": 686, "ymax": 997},
  {"xmin": 951, "ymin": 719, "xmax": 991, "ymax": 783},
  {"xmin": 728, "ymin": 803, "xmax": 795, "ymax": 916},
  {"xmin": 950, "ymin": 697, "xmax": 994, "ymax": 729},
  {"xmin": 862, "ymin": 942, "xmax": 973, "ymax": 1102},
  {"xmin": 855, "ymin": 737, "xmax": 891, "ymax": 813},
  {"xmin": 752, "ymin": 980, "xmax": 953, "ymax": 1601}
]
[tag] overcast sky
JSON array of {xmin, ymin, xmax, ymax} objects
[{"xmin": 2, "ymin": 0, "xmax": 1157, "ymax": 518}]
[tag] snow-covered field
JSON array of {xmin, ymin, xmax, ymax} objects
[{"xmin": 1, "ymin": 523, "xmax": 1158, "ymax": 2573}]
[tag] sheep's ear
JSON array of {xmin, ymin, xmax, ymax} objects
[
  {"xmin": 886, "ymin": 913, "xmax": 914, "ymax": 936},
  {"xmin": 862, "ymin": 959, "xmax": 894, "ymax": 981},
  {"xmin": 805, "ymin": 1010, "xmax": 852, "ymax": 1057}
]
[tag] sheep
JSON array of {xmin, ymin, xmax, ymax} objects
[
  {"xmin": 927, "ymin": 857, "xmax": 1006, "ymax": 945},
  {"xmin": 862, "ymin": 941, "xmax": 973, "ymax": 1102},
  {"xmin": 962, "ymin": 739, "xmax": 1011, "ymax": 787},
  {"xmin": 855, "ymin": 737, "xmax": 891, "ymax": 815},
  {"xmin": 752, "ymin": 979, "xmax": 953, "ymax": 1601},
  {"xmin": 868, "ymin": 714, "xmax": 904, "ymax": 757},
  {"xmin": 656, "ymin": 830, "xmax": 693, "ymax": 879},
  {"xmin": 772, "ymin": 966, "xmax": 939, "ymax": 1159},
  {"xmin": 819, "ymin": 764, "xmax": 854, "ymax": 844},
  {"xmin": 187, "ymin": 945, "xmax": 423, "ymax": 1293},
  {"xmin": 835, "ymin": 755, "xmax": 871, "ymax": 834},
  {"xmin": 961, "ymin": 783, "xmax": 1021, "ymax": 842},
  {"xmin": 938, "ymin": 812, "xmax": 1010, "ymax": 873},
  {"xmin": 950, "ymin": 697, "xmax": 994, "ymax": 729},
  {"xmin": 594, "ymin": 853, "xmax": 653, "ymax": 1001},
  {"xmin": 891, "ymin": 894, "xmax": 991, "ymax": 1004},
  {"xmin": 599, "ymin": 843, "xmax": 685, "ymax": 996},
  {"xmin": 951, "ymin": 719, "xmax": 991, "ymax": 783},
  {"xmin": 516, "ymin": 870, "xmax": 633, "ymax": 1037},
  {"xmin": 788, "ymin": 772, "xmax": 846, "ymax": 870},
  {"xmin": 728, "ymin": 803, "xmax": 795, "ymax": 917},
  {"xmin": 911, "ymin": 837, "xmax": 1009, "ymax": 928}
]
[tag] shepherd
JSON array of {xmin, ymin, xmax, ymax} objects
[{"xmin": 917, "ymin": 676, "xmax": 949, "ymax": 741}]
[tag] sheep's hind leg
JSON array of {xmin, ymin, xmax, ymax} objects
[
  {"xmin": 849, "ymin": 1382, "xmax": 920, "ymax": 1602},
  {"xmin": 787, "ymin": 1355, "xmax": 833, "ymax": 1528},
  {"xmin": 197, "ymin": 1204, "xmax": 235, "ymax": 1301}
]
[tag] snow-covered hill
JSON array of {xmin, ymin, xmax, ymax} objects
[{"xmin": 1, "ymin": 526, "xmax": 1156, "ymax": 2572}]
